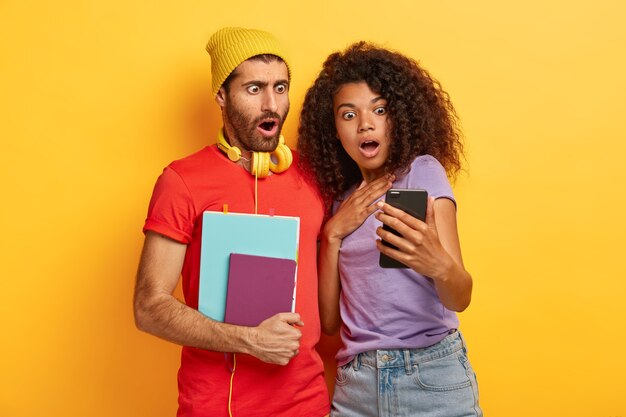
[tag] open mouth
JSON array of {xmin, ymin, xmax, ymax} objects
[
  {"xmin": 259, "ymin": 120, "xmax": 277, "ymax": 132},
  {"xmin": 256, "ymin": 118, "xmax": 279, "ymax": 137},
  {"xmin": 360, "ymin": 140, "xmax": 379, "ymax": 152},
  {"xmin": 359, "ymin": 139, "xmax": 381, "ymax": 158}
]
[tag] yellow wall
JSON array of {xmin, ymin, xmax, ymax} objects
[{"xmin": 2, "ymin": 1, "xmax": 625, "ymax": 416}]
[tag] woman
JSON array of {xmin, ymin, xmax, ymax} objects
[{"xmin": 298, "ymin": 42, "xmax": 481, "ymax": 417}]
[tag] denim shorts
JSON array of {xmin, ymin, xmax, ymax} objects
[{"xmin": 331, "ymin": 331, "xmax": 482, "ymax": 417}]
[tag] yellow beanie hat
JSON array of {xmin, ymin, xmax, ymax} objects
[{"xmin": 206, "ymin": 27, "xmax": 291, "ymax": 97}]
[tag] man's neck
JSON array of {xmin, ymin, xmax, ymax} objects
[{"xmin": 221, "ymin": 127, "xmax": 254, "ymax": 172}]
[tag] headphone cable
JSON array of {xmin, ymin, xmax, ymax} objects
[
  {"xmin": 229, "ymin": 159, "xmax": 258, "ymax": 417},
  {"xmin": 227, "ymin": 353, "xmax": 237, "ymax": 417},
  {"xmin": 254, "ymin": 168, "xmax": 258, "ymax": 214}
]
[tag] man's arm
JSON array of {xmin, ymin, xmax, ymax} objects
[{"xmin": 133, "ymin": 231, "xmax": 303, "ymax": 365}]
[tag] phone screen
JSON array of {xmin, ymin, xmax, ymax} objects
[{"xmin": 379, "ymin": 188, "xmax": 428, "ymax": 268}]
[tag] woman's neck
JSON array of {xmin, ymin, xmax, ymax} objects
[{"xmin": 359, "ymin": 168, "xmax": 387, "ymax": 184}]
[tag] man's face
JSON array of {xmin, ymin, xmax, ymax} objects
[{"xmin": 217, "ymin": 59, "xmax": 290, "ymax": 153}]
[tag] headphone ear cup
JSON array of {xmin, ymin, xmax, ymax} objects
[
  {"xmin": 269, "ymin": 143, "xmax": 293, "ymax": 174},
  {"xmin": 217, "ymin": 130, "xmax": 242, "ymax": 162},
  {"xmin": 227, "ymin": 146, "xmax": 242, "ymax": 162},
  {"xmin": 252, "ymin": 152, "xmax": 270, "ymax": 178},
  {"xmin": 250, "ymin": 152, "xmax": 258, "ymax": 176}
]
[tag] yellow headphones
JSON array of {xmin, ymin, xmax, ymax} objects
[{"xmin": 217, "ymin": 129, "xmax": 293, "ymax": 178}]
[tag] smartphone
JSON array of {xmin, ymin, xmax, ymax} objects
[{"xmin": 379, "ymin": 188, "xmax": 428, "ymax": 268}]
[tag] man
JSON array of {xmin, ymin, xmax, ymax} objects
[{"xmin": 134, "ymin": 27, "xmax": 330, "ymax": 417}]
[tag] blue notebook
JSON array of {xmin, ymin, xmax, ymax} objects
[{"xmin": 198, "ymin": 211, "xmax": 300, "ymax": 322}]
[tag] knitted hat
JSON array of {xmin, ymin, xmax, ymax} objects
[{"xmin": 206, "ymin": 27, "xmax": 291, "ymax": 97}]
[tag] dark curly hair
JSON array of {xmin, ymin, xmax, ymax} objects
[{"xmin": 298, "ymin": 41, "xmax": 464, "ymax": 206}]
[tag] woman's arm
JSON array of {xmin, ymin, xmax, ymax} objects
[
  {"xmin": 375, "ymin": 197, "xmax": 472, "ymax": 312},
  {"xmin": 318, "ymin": 174, "xmax": 394, "ymax": 335}
]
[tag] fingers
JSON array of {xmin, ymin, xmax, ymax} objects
[
  {"xmin": 343, "ymin": 180, "xmax": 393, "ymax": 219},
  {"xmin": 375, "ymin": 201, "xmax": 427, "ymax": 233},
  {"xmin": 332, "ymin": 175, "xmax": 395, "ymax": 240},
  {"xmin": 376, "ymin": 220, "xmax": 420, "ymax": 253},
  {"xmin": 265, "ymin": 343, "xmax": 300, "ymax": 366},
  {"xmin": 258, "ymin": 314, "xmax": 303, "ymax": 341},
  {"xmin": 376, "ymin": 238, "xmax": 410, "ymax": 265},
  {"xmin": 254, "ymin": 313, "xmax": 303, "ymax": 365},
  {"xmin": 273, "ymin": 348, "xmax": 300, "ymax": 366},
  {"xmin": 276, "ymin": 312, "xmax": 303, "ymax": 326},
  {"xmin": 374, "ymin": 201, "xmax": 430, "ymax": 255},
  {"xmin": 353, "ymin": 174, "xmax": 394, "ymax": 203}
]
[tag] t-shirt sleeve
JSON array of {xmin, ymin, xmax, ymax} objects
[
  {"xmin": 409, "ymin": 155, "xmax": 456, "ymax": 206},
  {"xmin": 143, "ymin": 166, "xmax": 195, "ymax": 244}
]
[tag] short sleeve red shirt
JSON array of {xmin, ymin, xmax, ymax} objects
[{"xmin": 144, "ymin": 145, "xmax": 330, "ymax": 417}]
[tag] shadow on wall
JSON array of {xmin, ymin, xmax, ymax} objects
[
  {"xmin": 318, "ymin": 333, "xmax": 342, "ymax": 397},
  {"xmin": 185, "ymin": 89, "xmax": 222, "ymax": 150},
  {"xmin": 174, "ymin": 70, "xmax": 223, "ymax": 151}
]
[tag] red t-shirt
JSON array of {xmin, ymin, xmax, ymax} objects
[{"xmin": 144, "ymin": 145, "xmax": 330, "ymax": 417}]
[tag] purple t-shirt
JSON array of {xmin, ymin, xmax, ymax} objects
[{"xmin": 335, "ymin": 155, "xmax": 459, "ymax": 365}]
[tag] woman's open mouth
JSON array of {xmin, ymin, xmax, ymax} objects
[{"xmin": 359, "ymin": 139, "xmax": 380, "ymax": 158}]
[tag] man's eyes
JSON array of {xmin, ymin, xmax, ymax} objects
[{"xmin": 246, "ymin": 84, "xmax": 287, "ymax": 94}]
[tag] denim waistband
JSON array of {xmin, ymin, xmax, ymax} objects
[{"xmin": 352, "ymin": 330, "xmax": 466, "ymax": 372}]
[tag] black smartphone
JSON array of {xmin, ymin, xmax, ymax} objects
[{"xmin": 379, "ymin": 188, "xmax": 428, "ymax": 268}]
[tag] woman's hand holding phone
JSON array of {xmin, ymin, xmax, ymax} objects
[{"xmin": 376, "ymin": 196, "xmax": 453, "ymax": 280}]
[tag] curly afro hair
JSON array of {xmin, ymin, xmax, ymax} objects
[{"xmin": 297, "ymin": 41, "xmax": 464, "ymax": 207}]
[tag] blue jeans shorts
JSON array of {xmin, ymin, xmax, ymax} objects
[{"xmin": 331, "ymin": 331, "xmax": 482, "ymax": 417}]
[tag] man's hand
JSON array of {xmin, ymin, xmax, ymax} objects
[{"xmin": 247, "ymin": 312, "xmax": 304, "ymax": 365}]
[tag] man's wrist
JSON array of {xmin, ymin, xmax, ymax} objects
[{"xmin": 237, "ymin": 325, "xmax": 257, "ymax": 356}]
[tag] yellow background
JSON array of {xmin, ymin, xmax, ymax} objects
[{"xmin": 2, "ymin": 1, "xmax": 625, "ymax": 416}]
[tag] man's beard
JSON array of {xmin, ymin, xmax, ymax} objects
[{"xmin": 225, "ymin": 104, "xmax": 289, "ymax": 153}]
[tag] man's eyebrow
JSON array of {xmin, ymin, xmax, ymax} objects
[
  {"xmin": 241, "ymin": 80, "xmax": 269, "ymax": 87},
  {"xmin": 240, "ymin": 79, "xmax": 289, "ymax": 88}
]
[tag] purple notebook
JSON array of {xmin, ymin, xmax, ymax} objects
[{"xmin": 224, "ymin": 253, "xmax": 297, "ymax": 327}]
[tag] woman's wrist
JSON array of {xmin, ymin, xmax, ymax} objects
[
  {"xmin": 430, "ymin": 253, "xmax": 455, "ymax": 283},
  {"xmin": 322, "ymin": 220, "xmax": 344, "ymax": 243}
]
